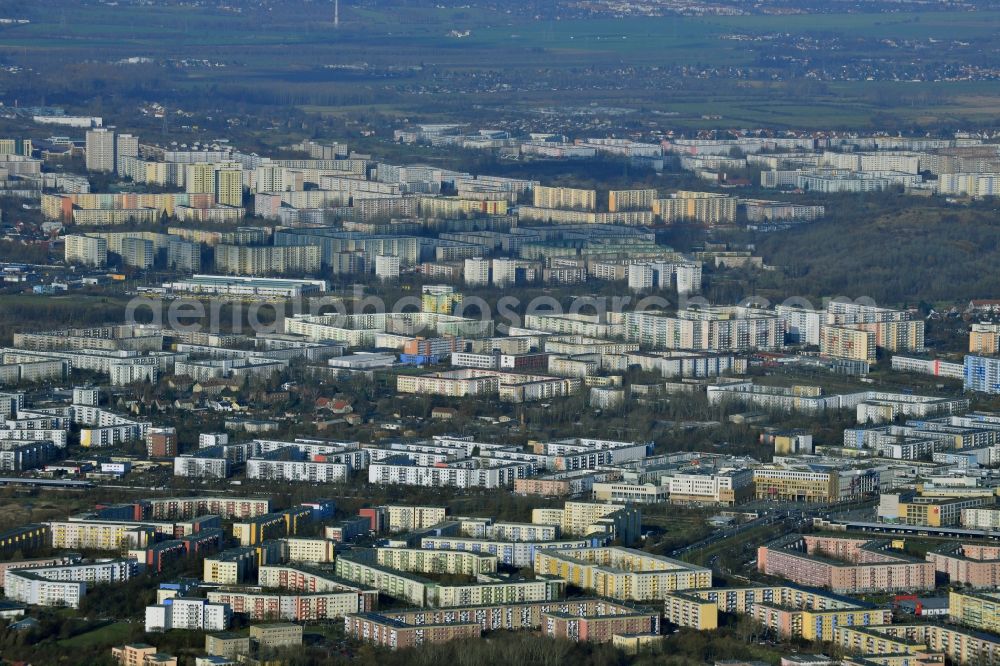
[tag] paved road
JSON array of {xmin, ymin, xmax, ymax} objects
[
  {"xmin": 668, "ymin": 500, "xmax": 866, "ymax": 558},
  {"xmin": 671, "ymin": 512, "xmax": 790, "ymax": 557}
]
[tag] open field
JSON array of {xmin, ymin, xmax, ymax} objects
[
  {"xmin": 6, "ymin": 3, "xmax": 994, "ymax": 67},
  {"xmin": 56, "ymin": 621, "xmax": 133, "ymax": 649},
  {"xmin": 469, "ymin": 10, "xmax": 1000, "ymax": 52},
  {"xmin": 0, "ymin": 493, "xmax": 94, "ymax": 532},
  {"xmin": 0, "ymin": 2, "xmax": 997, "ymax": 131}
]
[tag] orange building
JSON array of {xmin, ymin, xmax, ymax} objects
[
  {"xmin": 757, "ymin": 534, "xmax": 935, "ymax": 594},
  {"xmin": 927, "ymin": 543, "xmax": 1000, "ymax": 588}
]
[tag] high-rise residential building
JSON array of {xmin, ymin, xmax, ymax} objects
[
  {"xmin": 854, "ymin": 319, "xmax": 925, "ymax": 353},
  {"xmin": 65, "ymin": 235, "xmax": 108, "ymax": 267},
  {"xmin": 147, "ymin": 427, "xmax": 178, "ymax": 458},
  {"xmin": 464, "ymin": 258, "xmax": 491, "ymax": 286},
  {"xmin": 627, "ymin": 264, "xmax": 656, "ymax": 291},
  {"xmin": 608, "ymin": 188, "xmax": 657, "ymax": 212},
  {"xmin": 121, "ymin": 237, "xmax": 154, "ymax": 269},
  {"xmin": 820, "ymin": 326, "xmax": 877, "ymax": 363},
  {"xmin": 421, "ymin": 285, "xmax": 462, "ymax": 315},
  {"xmin": 826, "ymin": 301, "xmax": 912, "ymax": 324},
  {"xmin": 167, "ymin": 238, "xmax": 202, "ymax": 273},
  {"xmin": 254, "ymin": 164, "xmax": 287, "ymax": 193},
  {"xmin": 970, "ymin": 324, "xmax": 1000, "ymax": 355},
  {"xmin": 73, "ymin": 386, "xmax": 100, "ymax": 407},
  {"xmin": 214, "ymin": 245, "xmax": 321, "ymax": 276},
  {"xmin": 374, "ymin": 255, "xmax": 400, "ymax": 281},
  {"xmin": 215, "ymin": 165, "xmax": 244, "ymax": 207},
  {"xmin": 186, "ymin": 163, "xmax": 216, "ymax": 194},
  {"xmin": 115, "ymin": 134, "xmax": 138, "ymax": 176},
  {"xmin": 965, "ymin": 355, "xmax": 1000, "ymax": 395},
  {"xmin": 598, "ymin": 261, "xmax": 700, "ymax": 294},
  {"xmin": 937, "ymin": 173, "xmax": 1000, "ymax": 197},
  {"xmin": 85, "ymin": 128, "xmax": 116, "ymax": 172},
  {"xmin": 623, "ymin": 306, "xmax": 784, "ymax": 352},
  {"xmin": 776, "ymin": 305, "xmax": 824, "ymax": 346},
  {"xmin": 491, "ymin": 258, "xmax": 517, "ymax": 287},
  {"xmin": 823, "ymin": 302, "xmax": 924, "ymax": 354},
  {"xmin": 0, "ymin": 139, "xmax": 32, "ymax": 156},
  {"xmin": 532, "ymin": 185, "xmax": 597, "ymax": 211},
  {"xmin": 531, "ymin": 501, "xmax": 641, "ymax": 544},
  {"xmin": 652, "ymin": 191, "xmax": 738, "ymax": 225},
  {"xmin": 674, "ymin": 263, "xmax": 702, "ymax": 295}
]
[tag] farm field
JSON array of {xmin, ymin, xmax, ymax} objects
[{"xmin": 0, "ymin": 2, "xmax": 996, "ymax": 130}]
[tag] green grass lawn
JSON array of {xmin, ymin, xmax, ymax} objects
[{"xmin": 57, "ymin": 621, "xmax": 133, "ymax": 648}]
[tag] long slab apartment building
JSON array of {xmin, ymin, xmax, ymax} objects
[
  {"xmin": 523, "ymin": 306, "xmax": 785, "ymax": 353},
  {"xmin": 757, "ymin": 535, "xmax": 935, "ymax": 594}
]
